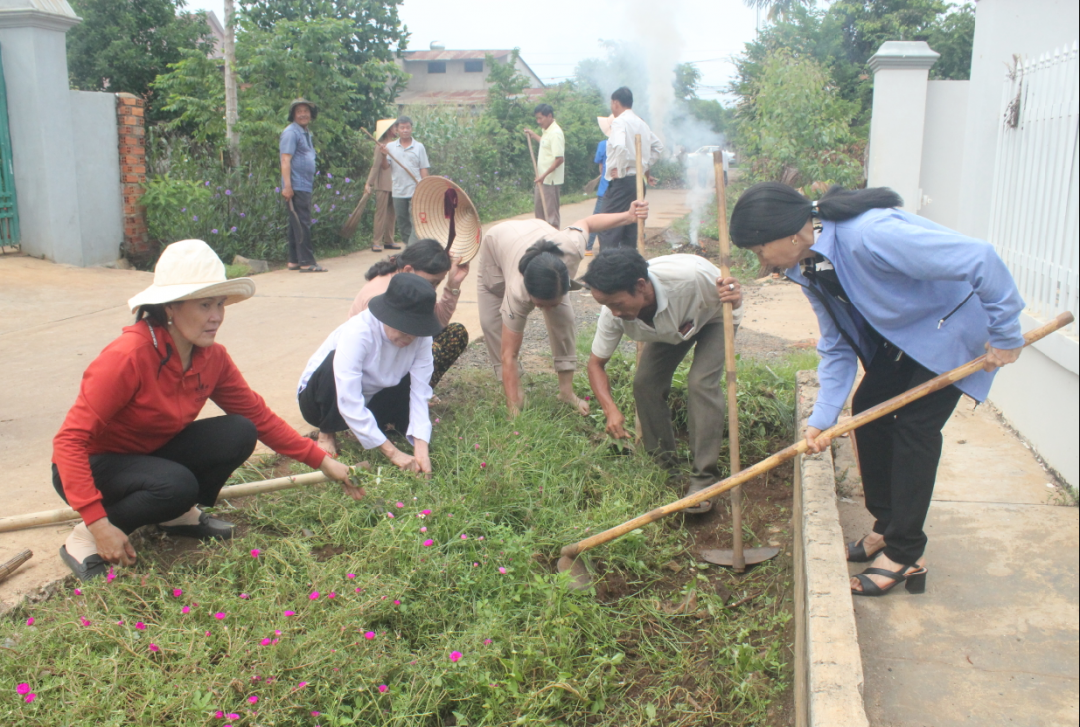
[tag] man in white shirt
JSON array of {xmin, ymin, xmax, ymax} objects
[
  {"xmin": 382, "ymin": 115, "xmax": 431, "ymax": 245},
  {"xmin": 582, "ymin": 248, "xmax": 744, "ymax": 513},
  {"xmin": 524, "ymin": 103, "xmax": 565, "ymax": 228},
  {"xmin": 600, "ymin": 87, "xmax": 664, "ymax": 251}
]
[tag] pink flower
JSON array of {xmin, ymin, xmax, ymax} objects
[
  {"xmin": 172, "ymin": 588, "xmax": 182, "ymax": 597},
  {"xmin": 214, "ymin": 612, "xmax": 226, "ymax": 620},
  {"xmin": 364, "ymin": 631, "xmax": 375, "ymax": 639},
  {"xmin": 275, "ymin": 630, "xmax": 281, "ymax": 635},
  {"xmin": 377, "ymin": 684, "xmax": 389, "ymax": 693},
  {"xmin": 483, "ymin": 638, "xmax": 493, "ymax": 645},
  {"xmin": 449, "ymin": 651, "xmax": 463, "ymax": 663},
  {"xmin": 421, "ymin": 509, "xmax": 432, "ymax": 516},
  {"xmin": 309, "ymin": 592, "xmax": 320, "ymax": 600},
  {"xmin": 284, "ymin": 610, "xmax": 296, "ymax": 616},
  {"xmin": 149, "ymin": 643, "xmax": 160, "ymax": 652},
  {"xmin": 473, "ymin": 562, "xmax": 479, "ymax": 567},
  {"xmin": 25, "ymin": 618, "xmax": 34, "ymax": 626},
  {"xmin": 80, "ymin": 617, "xmax": 92, "ymax": 627},
  {"xmin": 474, "ymin": 443, "xmax": 480, "ymax": 450},
  {"xmin": 17, "ymin": 683, "xmax": 30, "ymax": 695},
  {"xmin": 297, "ymin": 681, "xmax": 308, "ymax": 689},
  {"xmin": 24, "ymin": 693, "xmax": 36, "ymax": 703},
  {"xmin": 239, "ymin": 593, "xmax": 249, "ymax": 599},
  {"xmin": 74, "ymin": 588, "xmax": 82, "ymax": 596},
  {"xmin": 328, "ymin": 592, "xmax": 337, "ymax": 599},
  {"xmin": 395, "ymin": 502, "xmax": 404, "ymax": 508},
  {"xmin": 135, "ymin": 622, "xmax": 147, "ymax": 630},
  {"xmin": 215, "ymin": 711, "xmax": 224, "ymax": 719},
  {"xmin": 182, "ymin": 606, "xmax": 191, "ymax": 614},
  {"xmin": 513, "ymin": 431, "xmax": 519, "ymax": 435},
  {"xmin": 461, "ymin": 533, "xmax": 468, "ymax": 540},
  {"xmin": 393, "ymin": 599, "xmax": 401, "ymax": 605},
  {"xmin": 480, "ymin": 462, "xmax": 487, "ymax": 469},
  {"xmin": 311, "ymin": 711, "xmax": 321, "ymax": 716},
  {"xmin": 420, "ymin": 526, "xmax": 427, "ymax": 533},
  {"xmin": 434, "ymin": 417, "xmax": 441, "ymax": 423},
  {"xmin": 250, "ymin": 549, "xmax": 261, "ymax": 558},
  {"xmin": 386, "ymin": 512, "xmax": 395, "ymax": 519},
  {"xmin": 478, "ymin": 536, "xmax": 484, "ymax": 540},
  {"xmin": 106, "ymin": 568, "xmax": 116, "ymax": 583},
  {"xmin": 248, "ymin": 695, "xmax": 258, "ymax": 704},
  {"xmin": 347, "ymin": 573, "xmax": 356, "ymax": 579},
  {"xmin": 261, "ymin": 638, "xmax": 272, "ymax": 646},
  {"xmin": 423, "ymin": 539, "xmax": 434, "ymax": 547}
]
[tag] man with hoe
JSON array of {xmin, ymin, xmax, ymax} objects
[
  {"xmin": 524, "ymin": 103, "xmax": 565, "ymax": 229},
  {"xmin": 384, "ymin": 115, "xmax": 430, "ymax": 245},
  {"xmin": 600, "ymin": 87, "xmax": 664, "ymax": 250},
  {"xmin": 279, "ymin": 98, "xmax": 328, "ymax": 272},
  {"xmin": 582, "ymin": 248, "xmax": 744, "ymax": 514}
]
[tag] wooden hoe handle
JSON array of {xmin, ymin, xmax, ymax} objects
[{"xmin": 560, "ymin": 311, "xmax": 1075, "ymax": 559}]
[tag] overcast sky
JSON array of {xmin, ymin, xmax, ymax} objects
[{"xmin": 185, "ymin": 0, "xmax": 762, "ymax": 102}]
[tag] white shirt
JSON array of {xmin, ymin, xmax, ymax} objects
[
  {"xmin": 604, "ymin": 109, "xmax": 664, "ymax": 181},
  {"xmin": 386, "ymin": 138, "xmax": 430, "ymax": 198},
  {"xmin": 298, "ymin": 310, "xmax": 433, "ymax": 448},
  {"xmin": 591, "ymin": 254, "xmax": 744, "ymax": 359}
]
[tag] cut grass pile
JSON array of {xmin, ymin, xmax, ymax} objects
[{"xmin": 2, "ymin": 350, "xmax": 815, "ymax": 726}]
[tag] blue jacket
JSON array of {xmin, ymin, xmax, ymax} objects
[{"xmin": 788, "ymin": 208, "xmax": 1025, "ymax": 430}]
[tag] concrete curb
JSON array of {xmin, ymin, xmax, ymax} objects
[{"xmin": 793, "ymin": 370, "xmax": 869, "ymax": 727}]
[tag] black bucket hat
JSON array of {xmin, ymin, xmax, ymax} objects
[
  {"xmin": 288, "ymin": 98, "xmax": 319, "ymax": 122},
  {"xmin": 368, "ymin": 273, "xmax": 443, "ymax": 337}
]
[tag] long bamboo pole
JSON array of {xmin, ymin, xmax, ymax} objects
[
  {"xmin": 713, "ymin": 151, "xmax": 744, "ymax": 569},
  {"xmin": 633, "ymin": 134, "xmax": 646, "ymax": 442},
  {"xmin": 559, "ymin": 311, "xmax": 1074, "ymax": 562},
  {"xmin": 0, "ymin": 467, "xmax": 367, "ymax": 535},
  {"xmin": 0, "ymin": 549, "xmax": 32, "ymax": 583}
]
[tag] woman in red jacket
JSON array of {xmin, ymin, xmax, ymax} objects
[{"xmin": 52, "ymin": 239, "xmax": 359, "ymax": 581}]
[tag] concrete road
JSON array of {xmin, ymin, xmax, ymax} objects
[{"xmin": 0, "ymin": 189, "xmax": 688, "ymax": 608}]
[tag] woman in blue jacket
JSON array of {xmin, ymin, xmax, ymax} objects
[{"xmin": 730, "ymin": 183, "xmax": 1025, "ymax": 597}]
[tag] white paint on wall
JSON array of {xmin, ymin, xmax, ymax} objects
[
  {"xmin": 70, "ymin": 91, "xmax": 123, "ymax": 266},
  {"xmin": 918, "ymin": 80, "xmax": 969, "ymax": 230}
]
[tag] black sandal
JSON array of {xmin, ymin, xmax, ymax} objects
[
  {"xmin": 851, "ymin": 564, "xmax": 927, "ymax": 597},
  {"xmin": 846, "ymin": 536, "xmax": 884, "ymax": 563},
  {"xmin": 299, "ymin": 264, "xmax": 329, "ymax": 273}
]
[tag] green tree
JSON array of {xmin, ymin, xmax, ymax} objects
[
  {"xmin": 66, "ymin": 0, "xmax": 213, "ymax": 118},
  {"xmin": 926, "ymin": 2, "xmax": 975, "ymax": 80},
  {"xmin": 743, "ymin": 0, "xmax": 815, "ymax": 22},
  {"xmin": 674, "ymin": 62, "xmax": 702, "ymax": 101},
  {"xmin": 536, "ymin": 82, "xmax": 609, "ymax": 191},
  {"xmin": 735, "ymin": 48, "xmax": 863, "ymax": 188}
]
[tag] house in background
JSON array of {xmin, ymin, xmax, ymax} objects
[{"xmin": 394, "ymin": 47, "xmax": 546, "ymax": 107}]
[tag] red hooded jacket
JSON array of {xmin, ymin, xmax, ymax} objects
[{"xmin": 53, "ymin": 320, "xmax": 325, "ymax": 525}]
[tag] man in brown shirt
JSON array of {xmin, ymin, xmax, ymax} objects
[{"xmin": 365, "ymin": 119, "xmax": 400, "ymax": 251}]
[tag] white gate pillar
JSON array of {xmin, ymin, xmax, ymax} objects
[
  {"xmin": 0, "ymin": 1, "xmax": 85, "ymax": 264},
  {"xmin": 867, "ymin": 41, "xmax": 939, "ymax": 212}
]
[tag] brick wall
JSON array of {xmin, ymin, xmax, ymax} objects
[{"xmin": 116, "ymin": 92, "xmax": 151, "ymax": 258}]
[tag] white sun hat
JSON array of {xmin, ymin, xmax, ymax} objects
[{"xmin": 127, "ymin": 239, "xmax": 255, "ymax": 314}]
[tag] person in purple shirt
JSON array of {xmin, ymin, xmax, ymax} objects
[
  {"xmin": 586, "ymin": 140, "xmax": 609, "ymax": 254},
  {"xmin": 731, "ymin": 182, "xmax": 1024, "ymax": 598}
]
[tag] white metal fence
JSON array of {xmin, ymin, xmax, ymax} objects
[{"xmin": 987, "ymin": 42, "xmax": 1079, "ymax": 334}]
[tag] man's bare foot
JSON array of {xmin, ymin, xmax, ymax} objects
[
  {"xmin": 851, "ymin": 552, "xmax": 926, "ymax": 592},
  {"xmin": 317, "ymin": 431, "xmax": 339, "ymax": 457},
  {"xmin": 558, "ymin": 391, "xmax": 590, "ymax": 416}
]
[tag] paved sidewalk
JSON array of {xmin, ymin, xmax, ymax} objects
[
  {"xmin": 0, "ymin": 189, "xmax": 687, "ymax": 608},
  {"xmin": 836, "ymin": 403, "xmax": 1079, "ymax": 726}
]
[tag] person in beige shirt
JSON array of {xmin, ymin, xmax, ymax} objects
[
  {"xmin": 365, "ymin": 119, "xmax": 400, "ymax": 252},
  {"xmin": 524, "ymin": 103, "xmax": 565, "ymax": 229},
  {"xmin": 477, "ymin": 200, "xmax": 650, "ymax": 416}
]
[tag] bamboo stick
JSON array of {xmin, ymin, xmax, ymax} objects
[
  {"xmin": 0, "ymin": 549, "xmax": 32, "ymax": 583},
  {"xmin": 361, "ymin": 128, "xmax": 418, "ymax": 183},
  {"xmin": 560, "ymin": 311, "xmax": 1074, "ymax": 561},
  {"xmin": 713, "ymin": 150, "xmax": 744, "ymax": 569},
  {"xmin": 0, "ymin": 466, "xmax": 369, "ymax": 535},
  {"xmin": 633, "ymin": 134, "xmax": 646, "ymax": 442}
]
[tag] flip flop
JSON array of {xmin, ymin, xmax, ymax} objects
[
  {"xmin": 299, "ymin": 265, "xmax": 329, "ymax": 273},
  {"xmin": 684, "ymin": 482, "xmax": 712, "ymax": 514},
  {"xmin": 371, "ymin": 246, "xmax": 384, "ymax": 253}
]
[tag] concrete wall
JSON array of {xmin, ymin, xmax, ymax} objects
[
  {"xmin": 70, "ymin": 90, "xmax": 123, "ymax": 265},
  {"xmin": 918, "ymin": 80, "xmax": 969, "ymax": 230},
  {"xmin": 988, "ymin": 314, "xmax": 1080, "ymax": 488},
  {"xmin": 956, "ymin": 0, "xmax": 1080, "ymax": 241},
  {"xmin": 403, "ymin": 59, "xmax": 489, "ymax": 93}
]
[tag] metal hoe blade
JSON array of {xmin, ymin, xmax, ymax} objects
[
  {"xmin": 699, "ymin": 547, "xmax": 780, "ymax": 567},
  {"xmin": 556, "ymin": 555, "xmax": 594, "ymax": 591}
]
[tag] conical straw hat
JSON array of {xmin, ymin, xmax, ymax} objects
[
  {"xmin": 374, "ymin": 118, "xmax": 398, "ymax": 141},
  {"xmin": 597, "ymin": 115, "xmax": 613, "ymax": 136},
  {"xmin": 411, "ymin": 177, "xmax": 482, "ymax": 264}
]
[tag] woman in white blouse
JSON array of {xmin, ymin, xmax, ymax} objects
[{"xmin": 297, "ymin": 273, "xmax": 441, "ymax": 473}]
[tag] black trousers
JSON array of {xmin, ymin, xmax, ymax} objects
[
  {"xmin": 286, "ymin": 190, "xmax": 317, "ymax": 266},
  {"xmin": 52, "ymin": 415, "xmax": 258, "ymax": 534},
  {"xmin": 298, "ymin": 350, "xmax": 412, "ymax": 436},
  {"xmin": 852, "ymin": 346, "xmax": 963, "ymax": 565},
  {"xmin": 598, "ymin": 176, "xmax": 645, "ymax": 250}
]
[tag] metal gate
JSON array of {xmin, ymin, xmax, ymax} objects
[{"xmin": 0, "ymin": 42, "xmax": 20, "ymax": 251}]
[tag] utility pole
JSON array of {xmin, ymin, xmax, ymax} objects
[{"xmin": 224, "ymin": 0, "xmax": 240, "ymax": 166}]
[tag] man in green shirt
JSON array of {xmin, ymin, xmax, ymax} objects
[{"xmin": 524, "ymin": 103, "xmax": 565, "ymax": 229}]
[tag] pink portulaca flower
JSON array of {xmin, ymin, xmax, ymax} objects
[{"xmin": 449, "ymin": 651, "xmax": 463, "ymax": 663}]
